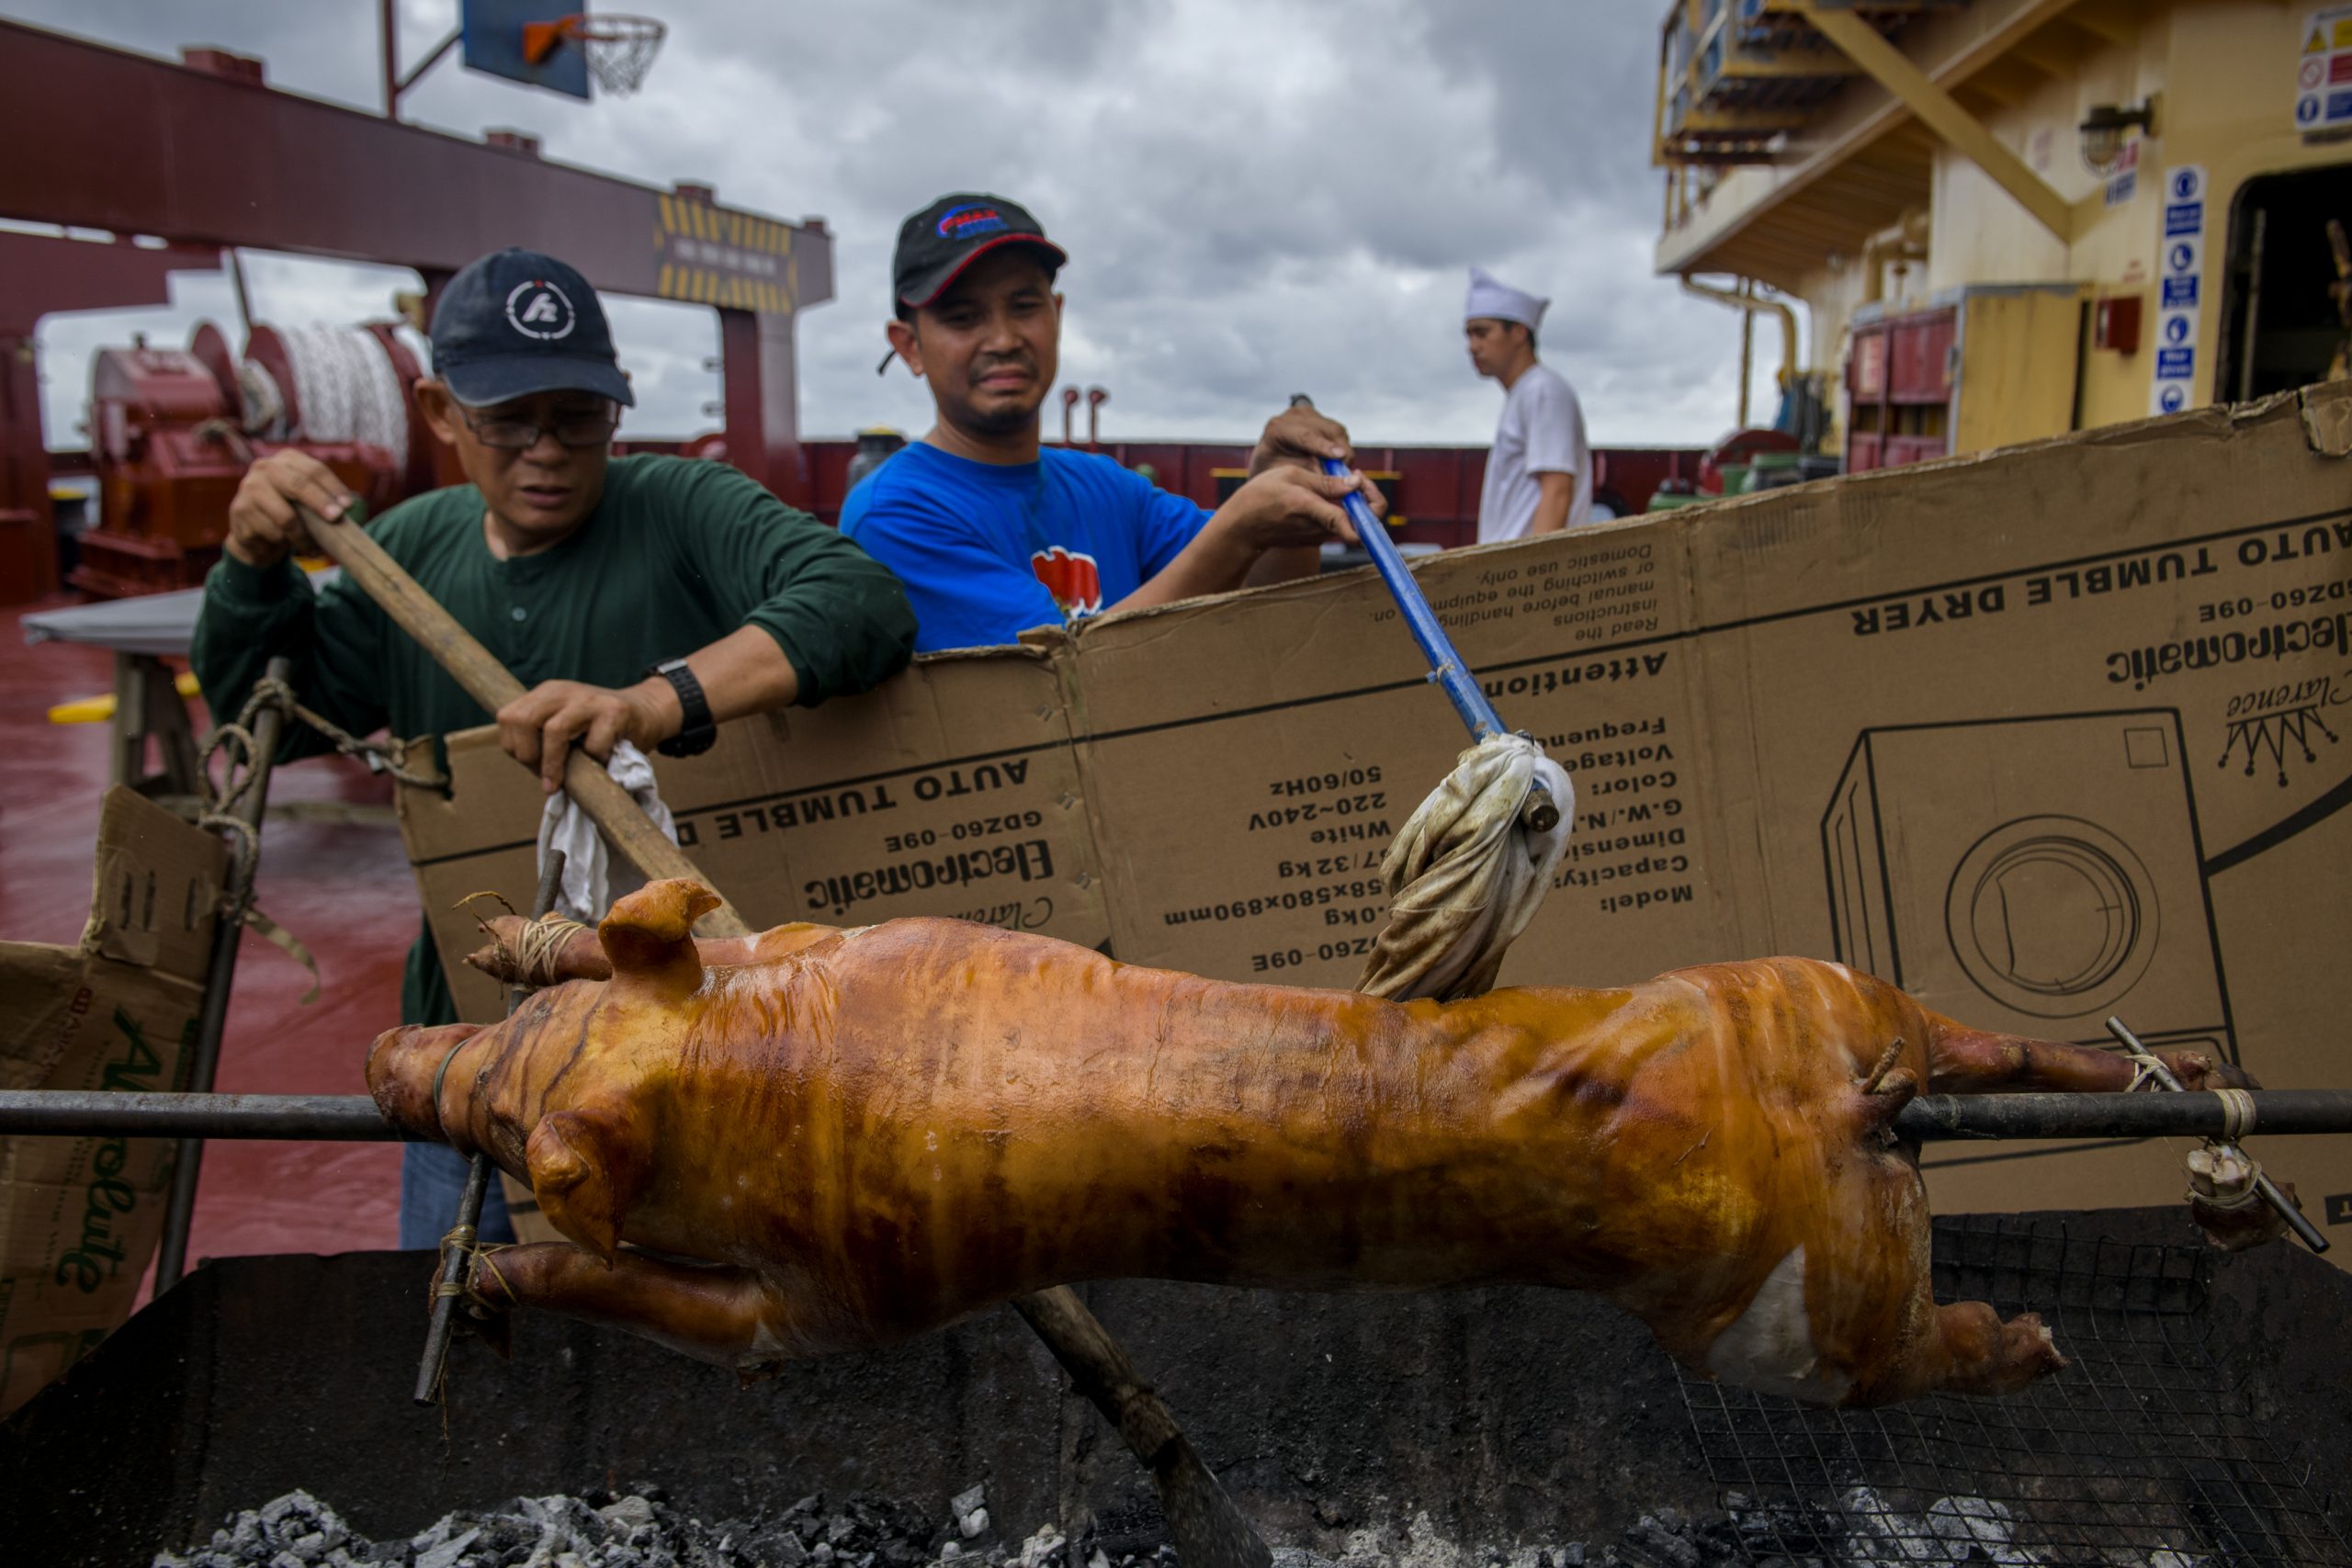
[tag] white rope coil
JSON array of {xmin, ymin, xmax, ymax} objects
[
  {"xmin": 236, "ymin": 359, "xmax": 288, "ymax": 440},
  {"xmin": 279, "ymin": 325, "xmax": 407, "ymax": 461}
]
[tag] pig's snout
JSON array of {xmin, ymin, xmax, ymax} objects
[{"xmin": 368, "ymin": 1021, "xmax": 484, "ymax": 1142}]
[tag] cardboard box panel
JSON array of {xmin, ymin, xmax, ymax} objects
[
  {"xmin": 405, "ymin": 649, "xmax": 1109, "ymax": 1022},
  {"xmin": 0, "ymin": 788, "xmax": 225, "ymax": 1414},
  {"xmin": 1061, "ymin": 526, "xmax": 1735, "ymax": 988}
]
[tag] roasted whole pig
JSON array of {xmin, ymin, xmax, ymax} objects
[{"xmin": 368, "ymin": 879, "xmax": 2250, "ymax": 1407}]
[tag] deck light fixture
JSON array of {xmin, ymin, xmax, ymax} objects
[{"xmin": 2078, "ymin": 99, "xmax": 2156, "ymax": 177}]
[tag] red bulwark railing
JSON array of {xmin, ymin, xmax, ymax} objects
[{"xmin": 790, "ymin": 439, "xmax": 1709, "ymax": 547}]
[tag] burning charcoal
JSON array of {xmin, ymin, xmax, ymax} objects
[
  {"xmin": 1616, "ymin": 1516, "xmax": 1700, "ymax": 1568},
  {"xmin": 605, "ymin": 1496, "xmax": 661, "ymax": 1532},
  {"xmin": 413, "ymin": 1526, "xmax": 481, "ymax": 1568},
  {"xmin": 1920, "ymin": 1496, "xmax": 2032, "ymax": 1566}
]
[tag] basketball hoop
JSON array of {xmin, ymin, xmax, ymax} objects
[{"xmin": 521, "ymin": 13, "xmax": 666, "ymax": 96}]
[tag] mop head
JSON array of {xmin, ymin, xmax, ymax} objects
[{"xmin": 1355, "ymin": 733, "xmax": 1575, "ymax": 1002}]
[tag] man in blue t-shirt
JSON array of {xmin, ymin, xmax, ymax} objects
[{"xmin": 842, "ymin": 192, "xmax": 1384, "ymax": 652}]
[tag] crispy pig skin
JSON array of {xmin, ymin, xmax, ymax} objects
[{"xmin": 373, "ymin": 880, "xmax": 2238, "ymax": 1406}]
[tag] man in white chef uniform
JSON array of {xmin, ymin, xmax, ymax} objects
[{"xmin": 1464, "ymin": 266, "xmax": 1592, "ymax": 543}]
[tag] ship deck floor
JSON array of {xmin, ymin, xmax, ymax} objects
[{"xmin": 4, "ymin": 595, "xmax": 411, "ymax": 1280}]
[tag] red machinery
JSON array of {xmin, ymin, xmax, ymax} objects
[
  {"xmin": 0, "ymin": 18, "xmax": 834, "ymax": 607},
  {"xmin": 77, "ymin": 321, "xmax": 445, "ymax": 596}
]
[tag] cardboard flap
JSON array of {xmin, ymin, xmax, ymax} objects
[
  {"xmin": 2298, "ymin": 381, "xmax": 2352, "ymax": 457},
  {"xmin": 76, "ymin": 788, "xmax": 226, "ymax": 983}
]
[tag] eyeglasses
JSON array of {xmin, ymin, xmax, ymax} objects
[{"xmin": 460, "ymin": 404, "xmax": 620, "ymax": 451}]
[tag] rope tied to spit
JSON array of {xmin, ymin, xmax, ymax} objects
[
  {"xmin": 2119, "ymin": 1037, "xmax": 2279, "ymax": 1235},
  {"xmin": 1355, "ymin": 734, "xmax": 1575, "ymax": 1003},
  {"xmin": 428, "ymin": 1227, "xmax": 519, "ymax": 1314},
  {"xmin": 457, "ymin": 891, "xmax": 591, "ymax": 988}
]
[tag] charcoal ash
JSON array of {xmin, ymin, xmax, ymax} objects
[{"xmin": 152, "ymin": 1487, "xmax": 1768, "ymax": 1568}]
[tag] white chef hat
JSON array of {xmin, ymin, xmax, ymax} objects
[{"xmin": 1464, "ymin": 266, "xmax": 1548, "ymax": 331}]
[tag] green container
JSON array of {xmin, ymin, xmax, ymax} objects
[
  {"xmin": 1646, "ymin": 491, "xmax": 1708, "ymax": 512},
  {"xmin": 1717, "ymin": 463, "xmax": 1750, "ymax": 495}
]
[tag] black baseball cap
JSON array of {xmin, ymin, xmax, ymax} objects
[
  {"xmin": 428, "ymin": 247, "xmax": 634, "ymax": 409},
  {"xmin": 892, "ymin": 194, "xmax": 1067, "ymax": 309}
]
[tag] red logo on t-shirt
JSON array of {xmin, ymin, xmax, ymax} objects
[{"xmin": 1031, "ymin": 546, "xmax": 1103, "ymax": 615}]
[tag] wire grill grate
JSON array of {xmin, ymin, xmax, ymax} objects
[{"xmin": 1677, "ymin": 1214, "xmax": 2351, "ymax": 1566}]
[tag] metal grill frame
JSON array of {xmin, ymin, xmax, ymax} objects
[{"xmin": 1678, "ymin": 1214, "xmax": 2352, "ymax": 1566}]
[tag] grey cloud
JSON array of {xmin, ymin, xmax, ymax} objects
[{"xmin": 8, "ymin": 0, "xmax": 1771, "ymax": 453}]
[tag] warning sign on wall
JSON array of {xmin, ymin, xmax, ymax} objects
[{"xmin": 2296, "ymin": 6, "xmax": 2352, "ymax": 132}]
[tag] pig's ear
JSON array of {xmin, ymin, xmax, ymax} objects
[
  {"xmin": 524, "ymin": 1106, "xmax": 646, "ymax": 1264},
  {"xmin": 596, "ymin": 878, "xmax": 720, "ymax": 996}
]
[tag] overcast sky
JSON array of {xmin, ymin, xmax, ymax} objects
[{"xmin": 6, "ymin": 0, "xmax": 1790, "ymax": 451}]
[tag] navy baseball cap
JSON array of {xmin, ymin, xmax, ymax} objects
[
  {"xmin": 892, "ymin": 194, "xmax": 1067, "ymax": 309},
  {"xmin": 428, "ymin": 247, "xmax": 634, "ymax": 408}
]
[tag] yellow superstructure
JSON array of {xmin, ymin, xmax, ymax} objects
[{"xmin": 1657, "ymin": 0, "xmax": 2352, "ymax": 467}]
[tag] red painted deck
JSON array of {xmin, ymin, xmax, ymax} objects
[{"xmin": 3, "ymin": 598, "xmax": 410, "ymax": 1270}]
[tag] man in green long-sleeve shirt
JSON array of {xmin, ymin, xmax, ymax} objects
[{"xmin": 192, "ymin": 247, "xmax": 916, "ymax": 1246}]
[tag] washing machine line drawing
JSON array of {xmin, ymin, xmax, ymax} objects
[{"xmin": 1820, "ymin": 707, "xmax": 2236, "ymax": 1062}]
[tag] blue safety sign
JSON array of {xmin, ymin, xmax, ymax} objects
[{"xmin": 2150, "ymin": 165, "xmax": 2206, "ymax": 417}]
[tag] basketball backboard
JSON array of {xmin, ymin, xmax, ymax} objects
[{"xmin": 461, "ymin": 0, "xmax": 591, "ymax": 100}]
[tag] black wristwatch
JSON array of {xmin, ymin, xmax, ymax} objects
[{"xmin": 647, "ymin": 658, "xmax": 717, "ymax": 758}]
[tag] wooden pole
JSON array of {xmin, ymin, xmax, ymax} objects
[{"xmin": 300, "ymin": 506, "xmax": 753, "ymax": 938}]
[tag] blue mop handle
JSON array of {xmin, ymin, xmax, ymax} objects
[
  {"xmin": 1297, "ymin": 419, "xmax": 1503, "ymax": 743},
  {"xmin": 1294, "ymin": 400, "xmax": 1560, "ymax": 835}
]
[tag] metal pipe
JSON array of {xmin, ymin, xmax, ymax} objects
[
  {"xmin": 1859, "ymin": 207, "xmax": 1931, "ymax": 308},
  {"xmin": 379, "ymin": 0, "xmax": 398, "ymax": 118},
  {"xmin": 1736, "ymin": 279, "xmax": 1755, "ymax": 427},
  {"xmin": 2235, "ymin": 206, "xmax": 2267, "ymax": 401},
  {"xmin": 1894, "ymin": 1089, "xmax": 2352, "ymax": 1143},
  {"xmin": 15, "ymin": 1089, "xmax": 2352, "ymax": 1147},
  {"xmin": 1679, "ymin": 275, "xmax": 1798, "ymax": 395},
  {"xmin": 154, "ymin": 658, "xmax": 293, "ymax": 1292},
  {"xmin": 415, "ymin": 850, "xmax": 566, "ymax": 1405},
  {"xmin": 395, "ymin": 28, "xmax": 463, "ymax": 99},
  {"xmin": 0, "ymin": 1092, "xmax": 410, "ymax": 1140}
]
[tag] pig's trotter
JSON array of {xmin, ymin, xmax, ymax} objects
[
  {"xmin": 464, "ymin": 1242, "xmax": 786, "ymax": 1373},
  {"xmin": 1928, "ymin": 1302, "xmax": 2067, "ymax": 1398}
]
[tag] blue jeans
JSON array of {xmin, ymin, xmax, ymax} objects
[{"xmin": 399, "ymin": 1142, "xmax": 518, "ymax": 1251}]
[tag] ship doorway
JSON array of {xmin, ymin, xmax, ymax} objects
[{"xmin": 2215, "ymin": 162, "xmax": 2352, "ymax": 403}]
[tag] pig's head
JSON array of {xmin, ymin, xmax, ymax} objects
[{"xmin": 366, "ymin": 879, "xmax": 725, "ymax": 1251}]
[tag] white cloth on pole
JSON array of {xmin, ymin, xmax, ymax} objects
[
  {"xmin": 536, "ymin": 739, "xmax": 678, "ymax": 924},
  {"xmin": 1464, "ymin": 265, "xmax": 1549, "ymax": 330},
  {"xmin": 1355, "ymin": 734, "xmax": 1575, "ymax": 1002}
]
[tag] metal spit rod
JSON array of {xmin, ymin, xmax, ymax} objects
[
  {"xmin": 413, "ymin": 850, "xmax": 566, "ymax": 1405},
  {"xmin": 6, "ymin": 1089, "xmax": 2352, "ymax": 1144},
  {"xmin": 155, "ymin": 656, "xmax": 295, "ymax": 1292}
]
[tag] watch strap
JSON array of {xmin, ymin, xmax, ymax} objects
[{"xmin": 648, "ymin": 658, "xmax": 717, "ymax": 758}]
